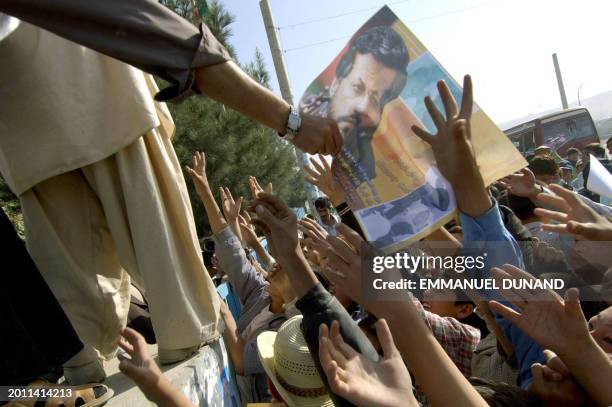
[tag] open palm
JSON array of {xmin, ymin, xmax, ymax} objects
[
  {"xmin": 319, "ymin": 320, "xmax": 417, "ymax": 407},
  {"xmin": 488, "ymin": 264, "xmax": 590, "ymax": 355}
]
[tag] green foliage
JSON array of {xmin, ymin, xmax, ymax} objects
[
  {"xmin": 159, "ymin": 0, "xmax": 307, "ymax": 236},
  {"xmin": 159, "ymin": 0, "xmax": 237, "ymax": 58},
  {"xmin": 167, "ymin": 78, "xmax": 306, "ymax": 237}
]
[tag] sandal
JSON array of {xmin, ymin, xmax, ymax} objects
[{"xmin": 6, "ymin": 379, "xmax": 113, "ymax": 407}]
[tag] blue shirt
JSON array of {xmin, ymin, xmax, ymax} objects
[{"xmin": 460, "ymin": 202, "xmax": 545, "ymax": 388}]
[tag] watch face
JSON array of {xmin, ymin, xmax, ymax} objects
[{"xmin": 288, "ymin": 114, "xmax": 300, "ymax": 131}]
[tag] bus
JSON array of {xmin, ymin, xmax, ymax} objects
[{"xmin": 503, "ymin": 107, "xmax": 599, "ymax": 156}]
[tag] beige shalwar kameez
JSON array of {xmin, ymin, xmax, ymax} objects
[{"xmin": 0, "ymin": 23, "xmax": 220, "ymax": 357}]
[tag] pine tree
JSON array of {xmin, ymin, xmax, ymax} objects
[{"xmin": 160, "ymin": 0, "xmax": 307, "ymax": 236}]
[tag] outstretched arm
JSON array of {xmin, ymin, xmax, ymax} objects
[
  {"xmin": 185, "ymin": 151, "xmax": 226, "ymax": 234},
  {"xmin": 0, "ymin": 0, "xmax": 342, "ymax": 155},
  {"xmin": 218, "ymin": 298, "xmax": 246, "ymax": 375},
  {"xmin": 319, "ymin": 319, "xmax": 418, "ymax": 407},
  {"xmin": 118, "ymin": 328, "xmax": 196, "ymax": 407},
  {"xmin": 239, "ymin": 212, "xmax": 274, "ymax": 270},
  {"xmin": 248, "ymin": 193, "xmax": 380, "ymax": 407},
  {"xmin": 321, "ymin": 225, "xmax": 488, "ymax": 407},
  {"xmin": 489, "ymin": 265, "xmax": 612, "ymax": 406}
]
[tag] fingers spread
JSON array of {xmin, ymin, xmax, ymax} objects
[
  {"xmin": 411, "ymin": 125, "xmax": 434, "ymax": 145},
  {"xmin": 438, "ymin": 80, "xmax": 458, "ymax": 120},
  {"xmin": 424, "ymin": 96, "xmax": 445, "ymax": 133},
  {"xmin": 459, "ymin": 74, "xmax": 473, "ymax": 120}
]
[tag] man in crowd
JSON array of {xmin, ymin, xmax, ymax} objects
[
  {"xmin": 314, "ymin": 196, "xmax": 340, "ymax": 236},
  {"xmin": 527, "ymin": 154, "xmax": 560, "ymax": 185},
  {"xmin": 565, "ymin": 147, "xmax": 580, "ymax": 169}
]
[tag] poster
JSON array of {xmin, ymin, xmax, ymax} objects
[{"xmin": 299, "ymin": 6, "xmax": 526, "ymax": 252}]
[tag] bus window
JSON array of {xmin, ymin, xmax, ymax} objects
[
  {"xmin": 541, "ymin": 114, "xmax": 596, "ymax": 150},
  {"xmin": 510, "ymin": 130, "xmax": 535, "ymax": 153}
]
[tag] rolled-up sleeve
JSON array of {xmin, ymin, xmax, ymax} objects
[
  {"xmin": 460, "ymin": 203, "xmax": 544, "ymax": 388},
  {"xmin": 0, "ymin": 0, "xmax": 232, "ymax": 102}
]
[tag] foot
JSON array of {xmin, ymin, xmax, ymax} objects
[{"xmin": 63, "ymin": 358, "xmax": 106, "ymax": 385}]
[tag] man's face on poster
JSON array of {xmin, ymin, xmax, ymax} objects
[{"xmin": 329, "ymin": 52, "xmax": 400, "ymax": 140}]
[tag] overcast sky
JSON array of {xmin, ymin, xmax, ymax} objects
[{"xmin": 222, "ymin": 0, "xmax": 612, "ymax": 125}]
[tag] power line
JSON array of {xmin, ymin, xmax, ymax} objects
[
  {"xmin": 282, "ymin": 0, "xmax": 505, "ymax": 53},
  {"xmin": 277, "ymin": 0, "xmax": 411, "ymax": 30}
]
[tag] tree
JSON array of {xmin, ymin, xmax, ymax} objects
[
  {"xmin": 159, "ymin": 0, "xmax": 237, "ymax": 58},
  {"xmin": 159, "ymin": 0, "xmax": 307, "ymax": 237}
]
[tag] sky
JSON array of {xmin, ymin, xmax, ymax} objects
[{"xmin": 222, "ymin": 0, "xmax": 612, "ymax": 126}]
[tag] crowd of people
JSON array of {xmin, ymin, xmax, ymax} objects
[{"xmin": 1, "ymin": 2, "xmax": 612, "ymax": 407}]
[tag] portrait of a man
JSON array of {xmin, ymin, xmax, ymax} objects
[{"xmin": 301, "ymin": 25, "xmax": 409, "ymax": 180}]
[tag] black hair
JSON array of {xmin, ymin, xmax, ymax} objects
[
  {"xmin": 336, "ymin": 26, "xmax": 409, "ymax": 107},
  {"xmin": 506, "ymin": 193, "xmax": 537, "ymax": 221},
  {"xmin": 566, "ymin": 147, "xmax": 580, "ymax": 156},
  {"xmin": 584, "ymin": 142, "xmax": 606, "ymax": 158},
  {"xmin": 527, "ymin": 154, "xmax": 559, "ymax": 176},
  {"xmin": 314, "ymin": 197, "xmax": 331, "ymax": 209},
  {"xmin": 470, "ymin": 377, "xmax": 540, "ymax": 407}
]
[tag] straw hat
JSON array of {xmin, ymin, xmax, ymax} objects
[{"xmin": 257, "ymin": 315, "xmax": 334, "ymax": 407}]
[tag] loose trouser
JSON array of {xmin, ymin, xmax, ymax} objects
[{"xmin": 20, "ymin": 128, "xmax": 220, "ymax": 357}]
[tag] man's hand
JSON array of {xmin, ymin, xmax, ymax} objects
[
  {"xmin": 247, "ymin": 192, "xmax": 319, "ymax": 297},
  {"xmin": 247, "ymin": 176, "xmax": 272, "ymax": 200},
  {"xmin": 534, "ymin": 184, "xmax": 612, "ymax": 241},
  {"xmin": 247, "ymin": 193, "xmax": 299, "ymax": 266},
  {"xmin": 499, "ymin": 168, "xmax": 540, "ymax": 199},
  {"xmin": 528, "ymin": 351, "xmax": 589, "ymax": 407},
  {"xmin": 118, "ymin": 328, "xmax": 174, "ymax": 404},
  {"xmin": 488, "ymin": 264, "xmax": 591, "ymax": 356},
  {"xmin": 299, "ymin": 217, "xmax": 334, "ymax": 265},
  {"xmin": 238, "ymin": 213, "xmax": 258, "ymax": 247},
  {"xmin": 185, "ymin": 151, "xmax": 209, "ymax": 197},
  {"xmin": 321, "ymin": 224, "xmax": 366, "ymax": 302},
  {"xmin": 319, "ymin": 320, "xmax": 418, "ymax": 407},
  {"xmin": 411, "ymin": 75, "xmax": 492, "ymax": 217},
  {"xmin": 293, "ymin": 114, "xmax": 343, "ymax": 156},
  {"xmin": 305, "ymin": 154, "xmax": 345, "ymax": 206},
  {"xmin": 219, "ymin": 187, "xmax": 243, "ymax": 224}
]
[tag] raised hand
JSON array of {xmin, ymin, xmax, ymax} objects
[
  {"xmin": 320, "ymin": 223, "xmax": 367, "ymax": 302},
  {"xmin": 247, "ymin": 193, "xmax": 299, "ymax": 265},
  {"xmin": 238, "ymin": 213, "xmax": 258, "ymax": 245},
  {"xmin": 118, "ymin": 328, "xmax": 167, "ymax": 402},
  {"xmin": 499, "ymin": 168, "xmax": 540, "ymax": 199},
  {"xmin": 534, "ymin": 184, "xmax": 612, "ymax": 241},
  {"xmin": 488, "ymin": 264, "xmax": 590, "ymax": 355},
  {"xmin": 411, "ymin": 75, "xmax": 491, "ymax": 217},
  {"xmin": 293, "ymin": 114, "xmax": 343, "ymax": 156},
  {"xmin": 319, "ymin": 320, "xmax": 417, "ymax": 407},
  {"xmin": 185, "ymin": 151, "xmax": 209, "ymax": 196},
  {"xmin": 247, "ymin": 175, "xmax": 272, "ymax": 200},
  {"xmin": 219, "ymin": 187, "xmax": 243, "ymax": 223},
  {"xmin": 305, "ymin": 154, "xmax": 345, "ymax": 206}
]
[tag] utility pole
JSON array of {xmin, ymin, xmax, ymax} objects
[
  {"xmin": 260, "ymin": 0, "xmax": 317, "ymax": 214},
  {"xmin": 552, "ymin": 53, "xmax": 569, "ymax": 110}
]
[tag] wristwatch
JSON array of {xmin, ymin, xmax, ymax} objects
[{"xmin": 279, "ymin": 105, "xmax": 301, "ymax": 142}]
